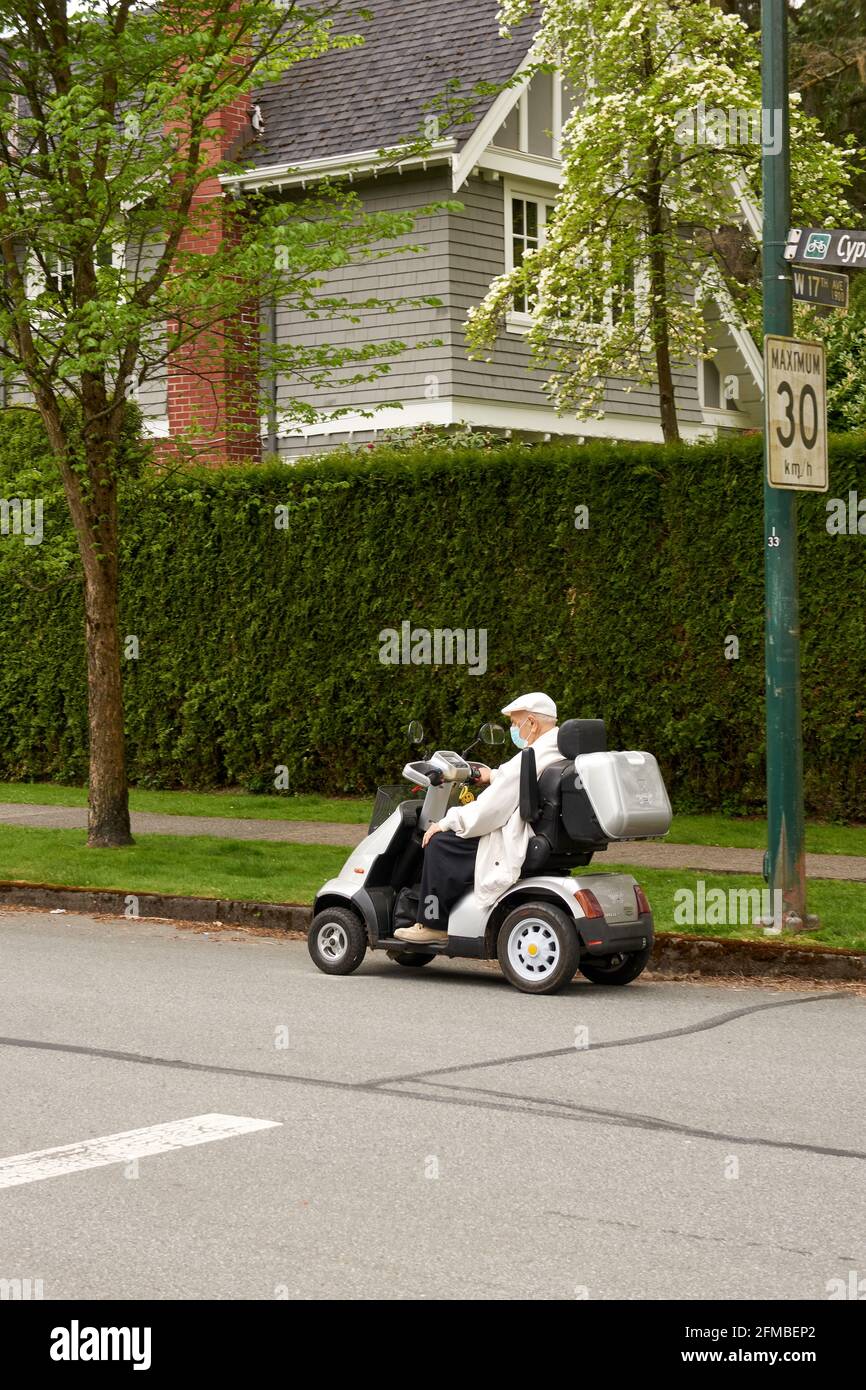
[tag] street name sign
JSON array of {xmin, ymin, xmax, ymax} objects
[
  {"xmin": 791, "ymin": 266, "xmax": 849, "ymax": 310},
  {"xmin": 786, "ymin": 227, "xmax": 866, "ymax": 270},
  {"xmin": 764, "ymin": 336, "xmax": 828, "ymax": 492}
]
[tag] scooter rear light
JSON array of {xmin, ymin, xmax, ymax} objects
[
  {"xmin": 634, "ymin": 884, "xmax": 651, "ymax": 916},
  {"xmin": 573, "ymin": 888, "xmax": 604, "ymax": 919}
]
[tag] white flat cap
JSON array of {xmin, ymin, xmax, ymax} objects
[{"xmin": 501, "ymin": 691, "xmax": 557, "ymax": 719}]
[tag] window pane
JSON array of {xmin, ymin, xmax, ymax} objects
[
  {"xmin": 527, "ymin": 70, "xmax": 554, "ymax": 156},
  {"xmin": 703, "ymin": 357, "xmax": 721, "ymax": 409},
  {"xmin": 493, "ymin": 103, "xmax": 520, "ymax": 150},
  {"xmin": 611, "ymin": 263, "xmax": 635, "ymax": 325},
  {"xmin": 561, "ymin": 80, "xmax": 578, "ymax": 128},
  {"xmin": 526, "ymin": 200, "xmax": 538, "ymax": 239}
]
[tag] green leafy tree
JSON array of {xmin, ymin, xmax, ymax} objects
[
  {"xmin": 467, "ymin": 0, "xmax": 857, "ymax": 443},
  {"xmin": 791, "ymin": 0, "xmax": 866, "ymax": 211},
  {"xmin": 0, "ymin": 1, "xmax": 458, "ymax": 845},
  {"xmin": 817, "ymin": 273, "xmax": 866, "ymax": 430}
]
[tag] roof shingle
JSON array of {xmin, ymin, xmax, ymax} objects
[{"xmin": 253, "ymin": 0, "xmax": 536, "ymax": 168}]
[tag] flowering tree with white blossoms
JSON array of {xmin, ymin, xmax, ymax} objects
[{"xmin": 466, "ymin": 0, "xmax": 857, "ymax": 442}]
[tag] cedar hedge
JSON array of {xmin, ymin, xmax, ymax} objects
[{"xmin": 0, "ymin": 410, "xmax": 864, "ymax": 817}]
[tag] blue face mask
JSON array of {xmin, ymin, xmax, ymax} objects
[{"xmin": 510, "ymin": 718, "xmax": 531, "ymax": 749}]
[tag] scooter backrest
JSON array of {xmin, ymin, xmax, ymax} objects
[
  {"xmin": 557, "ymin": 718, "xmax": 607, "ymax": 759},
  {"xmin": 519, "ymin": 746, "xmax": 540, "ymax": 822}
]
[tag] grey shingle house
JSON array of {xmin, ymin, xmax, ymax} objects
[{"xmin": 138, "ymin": 0, "xmax": 765, "ymax": 456}]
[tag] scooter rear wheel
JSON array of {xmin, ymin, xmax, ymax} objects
[
  {"xmin": 308, "ymin": 906, "xmax": 367, "ymax": 975},
  {"xmin": 579, "ymin": 943, "xmax": 653, "ymax": 985},
  {"xmin": 497, "ymin": 902, "xmax": 580, "ymax": 995}
]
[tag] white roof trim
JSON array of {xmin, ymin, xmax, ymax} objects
[
  {"xmin": 476, "ymin": 147, "xmax": 561, "ymax": 184},
  {"xmin": 731, "ymin": 170, "xmax": 762, "ymax": 238},
  {"xmin": 700, "ymin": 265, "xmax": 764, "ymax": 390},
  {"xmin": 219, "ymin": 140, "xmax": 457, "ymax": 193},
  {"xmin": 450, "ymin": 53, "xmax": 536, "ymax": 193}
]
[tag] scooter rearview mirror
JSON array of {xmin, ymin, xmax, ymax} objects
[
  {"xmin": 481, "ymin": 722, "xmax": 507, "ymax": 746},
  {"xmin": 407, "ymin": 720, "xmax": 425, "ymax": 745}
]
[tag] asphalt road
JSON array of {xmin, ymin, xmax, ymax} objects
[{"xmin": 1, "ymin": 908, "xmax": 864, "ymax": 1301}]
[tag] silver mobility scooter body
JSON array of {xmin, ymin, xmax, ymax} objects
[{"xmin": 309, "ymin": 719, "xmax": 673, "ymax": 994}]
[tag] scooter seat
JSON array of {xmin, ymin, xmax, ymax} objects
[{"xmin": 519, "ymin": 719, "xmax": 611, "ymax": 876}]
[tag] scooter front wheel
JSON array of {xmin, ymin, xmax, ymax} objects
[{"xmin": 308, "ymin": 906, "xmax": 367, "ymax": 975}]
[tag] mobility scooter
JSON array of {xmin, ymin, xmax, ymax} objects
[{"xmin": 308, "ymin": 718, "xmax": 672, "ymax": 995}]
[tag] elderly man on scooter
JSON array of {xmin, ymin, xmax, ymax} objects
[{"xmin": 394, "ymin": 692, "xmax": 562, "ymax": 944}]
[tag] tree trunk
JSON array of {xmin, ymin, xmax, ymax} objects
[
  {"xmin": 24, "ymin": 365, "xmax": 133, "ymax": 847},
  {"xmin": 650, "ymin": 261, "xmax": 683, "ymax": 444},
  {"xmin": 641, "ymin": 32, "xmax": 681, "ymax": 447},
  {"xmin": 74, "ymin": 430, "xmax": 133, "ymax": 848},
  {"xmin": 646, "ymin": 197, "xmax": 680, "ymax": 445},
  {"xmin": 83, "ymin": 547, "xmax": 133, "ymax": 848}
]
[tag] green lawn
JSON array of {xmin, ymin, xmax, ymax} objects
[
  {"xmin": 665, "ymin": 812, "xmax": 866, "ymax": 858},
  {"xmin": 602, "ymin": 865, "xmax": 866, "ymax": 954},
  {"xmin": 0, "ymin": 826, "xmax": 349, "ymax": 904},
  {"xmin": 2, "ymin": 781, "xmax": 866, "ymax": 855},
  {"xmin": 0, "ymin": 824, "xmax": 864, "ymax": 952},
  {"xmin": 0, "ymin": 782, "xmax": 371, "ymax": 824}
]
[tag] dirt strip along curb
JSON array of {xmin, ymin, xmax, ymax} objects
[{"xmin": 4, "ymin": 880, "xmax": 865, "ymax": 982}]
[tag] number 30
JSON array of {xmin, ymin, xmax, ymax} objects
[{"xmin": 776, "ymin": 381, "xmax": 819, "ymax": 449}]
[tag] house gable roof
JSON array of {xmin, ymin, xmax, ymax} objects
[{"xmin": 253, "ymin": 0, "xmax": 536, "ymax": 169}]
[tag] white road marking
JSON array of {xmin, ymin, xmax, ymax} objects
[{"xmin": 0, "ymin": 1113, "xmax": 281, "ymax": 1190}]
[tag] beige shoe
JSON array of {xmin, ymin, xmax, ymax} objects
[{"xmin": 394, "ymin": 923, "xmax": 446, "ymax": 944}]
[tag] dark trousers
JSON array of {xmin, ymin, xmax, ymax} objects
[{"xmin": 417, "ymin": 830, "xmax": 479, "ymax": 930}]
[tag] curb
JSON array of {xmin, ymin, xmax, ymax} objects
[
  {"xmin": 1, "ymin": 881, "xmax": 864, "ymax": 983},
  {"xmin": 0, "ymin": 881, "xmax": 310, "ymax": 933}
]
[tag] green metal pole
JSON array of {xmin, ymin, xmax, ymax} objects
[{"xmin": 761, "ymin": 0, "xmax": 807, "ymax": 925}]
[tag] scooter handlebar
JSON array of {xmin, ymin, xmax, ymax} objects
[{"xmin": 402, "ymin": 751, "xmax": 472, "ymax": 786}]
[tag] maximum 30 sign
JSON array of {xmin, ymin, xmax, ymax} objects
[{"xmin": 764, "ymin": 335, "xmax": 828, "ymax": 492}]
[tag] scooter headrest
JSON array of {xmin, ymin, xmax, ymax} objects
[{"xmin": 557, "ymin": 718, "xmax": 607, "ymax": 760}]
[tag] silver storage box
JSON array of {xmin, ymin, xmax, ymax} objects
[{"xmin": 573, "ymin": 751, "xmax": 672, "ymax": 840}]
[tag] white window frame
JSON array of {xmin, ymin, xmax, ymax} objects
[
  {"xmin": 697, "ymin": 353, "xmax": 754, "ymax": 426},
  {"xmin": 45, "ymin": 252, "xmax": 74, "ymax": 297},
  {"xmin": 505, "ymin": 179, "xmax": 650, "ymax": 338},
  {"xmin": 504, "ymin": 180, "xmax": 557, "ymax": 331}
]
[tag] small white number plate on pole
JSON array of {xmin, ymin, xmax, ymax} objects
[{"xmin": 765, "ymin": 335, "xmax": 828, "ymax": 491}]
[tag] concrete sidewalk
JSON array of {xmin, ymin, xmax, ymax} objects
[
  {"xmin": 0, "ymin": 802, "xmax": 357, "ymax": 847},
  {"xmin": 2, "ymin": 801, "xmax": 866, "ymax": 882}
]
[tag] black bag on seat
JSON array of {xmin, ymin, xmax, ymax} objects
[{"xmin": 393, "ymin": 884, "xmax": 420, "ymax": 934}]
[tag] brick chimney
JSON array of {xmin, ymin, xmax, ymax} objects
[{"xmin": 161, "ymin": 92, "xmax": 261, "ymax": 467}]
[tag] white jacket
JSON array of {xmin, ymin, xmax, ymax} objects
[{"xmin": 439, "ymin": 727, "xmax": 563, "ymax": 907}]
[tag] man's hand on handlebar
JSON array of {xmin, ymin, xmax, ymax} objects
[{"xmin": 468, "ymin": 763, "xmax": 491, "ymax": 786}]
